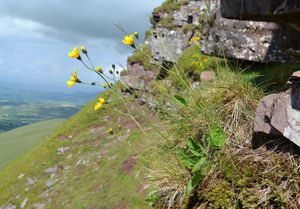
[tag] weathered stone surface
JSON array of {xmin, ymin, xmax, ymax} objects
[
  {"xmin": 0, "ymin": 204, "xmax": 16, "ymax": 209},
  {"xmin": 253, "ymin": 71, "xmax": 300, "ymax": 148},
  {"xmin": 148, "ymin": 0, "xmax": 207, "ymax": 62},
  {"xmin": 173, "ymin": 1, "xmax": 207, "ymax": 27},
  {"xmin": 221, "ymin": 0, "xmax": 300, "ymax": 22},
  {"xmin": 148, "ymin": 28, "xmax": 193, "ymax": 62},
  {"xmin": 201, "ymin": 0, "xmax": 300, "ymax": 63},
  {"xmin": 120, "ymin": 63, "xmax": 159, "ymax": 92}
]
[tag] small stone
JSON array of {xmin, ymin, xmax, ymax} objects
[
  {"xmin": 20, "ymin": 198, "xmax": 28, "ymax": 209},
  {"xmin": 0, "ymin": 204, "xmax": 16, "ymax": 209},
  {"xmin": 26, "ymin": 177, "xmax": 36, "ymax": 186},
  {"xmin": 44, "ymin": 167, "xmax": 58, "ymax": 176},
  {"xmin": 200, "ymin": 71, "xmax": 216, "ymax": 82},
  {"xmin": 33, "ymin": 203, "xmax": 46, "ymax": 209},
  {"xmin": 46, "ymin": 179, "xmax": 58, "ymax": 188}
]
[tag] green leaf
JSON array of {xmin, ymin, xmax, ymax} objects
[
  {"xmin": 187, "ymin": 139, "xmax": 203, "ymax": 157},
  {"xmin": 209, "ymin": 125, "xmax": 226, "ymax": 148},
  {"xmin": 176, "ymin": 149, "xmax": 197, "ymax": 169},
  {"xmin": 146, "ymin": 190, "xmax": 159, "ymax": 206},
  {"xmin": 174, "ymin": 95, "xmax": 188, "ymax": 106},
  {"xmin": 187, "ymin": 171, "xmax": 202, "ymax": 193},
  {"xmin": 192, "ymin": 158, "xmax": 207, "ymax": 174}
]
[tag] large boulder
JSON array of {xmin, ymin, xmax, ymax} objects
[
  {"xmin": 253, "ymin": 71, "xmax": 300, "ymax": 149},
  {"xmin": 120, "ymin": 63, "xmax": 159, "ymax": 92},
  {"xmin": 220, "ymin": 0, "xmax": 300, "ymax": 23},
  {"xmin": 201, "ymin": 0, "xmax": 300, "ymax": 63},
  {"xmin": 147, "ymin": 0, "xmax": 207, "ymax": 62}
]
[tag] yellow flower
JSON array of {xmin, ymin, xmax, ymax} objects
[
  {"xmin": 94, "ymin": 102, "xmax": 103, "ymax": 110},
  {"xmin": 80, "ymin": 46, "xmax": 87, "ymax": 54},
  {"xmin": 122, "ymin": 34, "xmax": 135, "ymax": 47},
  {"xmin": 108, "ymin": 128, "xmax": 113, "ymax": 134},
  {"xmin": 98, "ymin": 97, "xmax": 105, "ymax": 104},
  {"xmin": 96, "ymin": 66, "xmax": 103, "ymax": 73},
  {"xmin": 94, "ymin": 97, "xmax": 106, "ymax": 110},
  {"xmin": 68, "ymin": 48, "xmax": 81, "ymax": 59},
  {"xmin": 66, "ymin": 70, "xmax": 79, "ymax": 88}
]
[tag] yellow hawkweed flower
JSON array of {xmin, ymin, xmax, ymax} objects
[
  {"xmin": 108, "ymin": 128, "xmax": 113, "ymax": 134},
  {"xmin": 68, "ymin": 48, "xmax": 81, "ymax": 60},
  {"xmin": 96, "ymin": 66, "xmax": 103, "ymax": 73},
  {"xmin": 80, "ymin": 46, "xmax": 87, "ymax": 54},
  {"xmin": 66, "ymin": 70, "xmax": 79, "ymax": 87},
  {"xmin": 98, "ymin": 97, "xmax": 105, "ymax": 104},
  {"xmin": 122, "ymin": 34, "xmax": 135, "ymax": 47},
  {"xmin": 94, "ymin": 97, "xmax": 106, "ymax": 111},
  {"xmin": 94, "ymin": 102, "xmax": 103, "ymax": 110}
]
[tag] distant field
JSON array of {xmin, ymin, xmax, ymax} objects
[{"xmin": 0, "ymin": 119, "xmax": 64, "ymax": 170}]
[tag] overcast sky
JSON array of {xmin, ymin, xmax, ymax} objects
[{"xmin": 0, "ymin": 0, "xmax": 163, "ymax": 93}]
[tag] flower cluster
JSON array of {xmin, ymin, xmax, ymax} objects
[
  {"xmin": 191, "ymin": 54, "xmax": 209, "ymax": 70},
  {"xmin": 94, "ymin": 97, "xmax": 106, "ymax": 110},
  {"xmin": 189, "ymin": 36, "xmax": 201, "ymax": 46}
]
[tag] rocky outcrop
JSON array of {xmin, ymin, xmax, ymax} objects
[
  {"xmin": 121, "ymin": 63, "xmax": 159, "ymax": 92},
  {"xmin": 201, "ymin": 0, "xmax": 300, "ymax": 63},
  {"xmin": 220, "ymin": 0, "xmax": 300, "ymax": 23},
  {"xmin": 147, "ymin": 0, "xmax": 206, "ymax": 62},
  {"xmin": 253, "ymin": 71, "xmax": 300, "ymax": 150},
  {"xmin": 123, "ymin": 0, "xmax": 207, "ymax": 92}
]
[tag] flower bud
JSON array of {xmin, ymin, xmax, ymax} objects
[
  {"xmin": 109, "ymin": 70, "xmax": 113, "ymax": 74},
  {"xmin": 96, "ymin": 66, "xmax": 103, "ymax": 73},
  {"xmin": 134, "ymin": 32, "xmax": 139, "ymax": 39},
  {"xmin": 112, "ymin": 64, "xmax": 116, "ymax": 69},
  {"xmin": 80, "ymin": 46, "xmax": 87, "ymax": 54}
]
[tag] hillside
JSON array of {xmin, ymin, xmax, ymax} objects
[
  {"xmin": 0, "ymin": 119, "xmax": 64, "ymax": 170},
  {"xmin": 1, "ymin": 0, "xmax": 300, "ymax": 209}
]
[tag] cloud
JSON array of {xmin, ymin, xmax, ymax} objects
[{"xmin": 0, "ymin": 0, "xmax": 163, "ymax": 42}]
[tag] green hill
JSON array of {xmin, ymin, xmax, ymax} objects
[{"xmin": 0, "ymin": 119, "xmax": 64, "ymax": 170}]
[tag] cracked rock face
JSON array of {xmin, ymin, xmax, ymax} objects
[
  {"xmin": 201, "ymin": 0, "xmax": 300, "ymax": 63},
  {"xmin": 253, "ymin": 72, "xmax": 300, "ymax": 148},
  {"xmin": 120, "ymin": 63, "xmax": 159, "ymax": 92},
  {"xmin": 148, "ymin": 0, "xmax": 207, "ymax": 62},
  {"xmin": 148, "ymin": 28, "xmax": 193, "ymax": 62}
]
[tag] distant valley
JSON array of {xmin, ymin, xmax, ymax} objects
[{"xmin": 0, "ymin": 87, "xmax": 98, "ymax": 132}]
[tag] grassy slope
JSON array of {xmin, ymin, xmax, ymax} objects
[
  {"xmin": 0, "ymin": 119, "xmax": 64, "ymax": 170},
  {"xmin": 0, "ymin": 90, "xmax": 155, "ymax": 209}
]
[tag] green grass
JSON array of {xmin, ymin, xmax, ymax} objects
[
  {"xmin": 0, "ymin": 119, "xmax": 64, "ymax": 170},
  {"xmin": 0, "ymin": 89, "xmax": 155, "ymax": 209}
]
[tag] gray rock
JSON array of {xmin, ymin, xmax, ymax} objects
[
  {"xmin": 221, "ymin": 0, "xmax": 300, "ymax": 22},
  {"xmin": 33, "ymin": 203, "xmax": 46, "ymax": 209},
  {"xmin": 46, "ymin": 178, "xmax": 58, "ymax": 188},
  {"xmin": 121, "ymin": 63, "xmax": 159, "ymax": 92},
  {"xmin": 0, "ymin": 204, "xmax": 16, "ymax": 209},
  {"xmin": 148, "ymin": 28, "xmax": 193, "ymax": 62},
  {"xmin": 201, "ymin": 0, "xmax": 300, "ymax": 63},
  {"xmin": 26, "ymin": 177, "xmax": 37, "ymax": 186},
  {"xmin": 44, "ymin": 167, "xmax": 58, "ymax": 176},
  {"xmin": 253, "ymin": 71, "xmax": 300, "ymax": 148}
]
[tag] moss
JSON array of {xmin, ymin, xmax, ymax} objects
[
  {"xmin": 202, "ymin": 181, "xmax": 236, "ymax": 209},
  {"xmin": 153, "ymin": 0, "xmax": 188, "ymax": 14},
  {"xmin": 145, "ymin": 30, "xmax": 152, "ymax": 39},
  {"xmin": 157, "ymin": 15, "xmax": 176, "ymax": 29}
]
